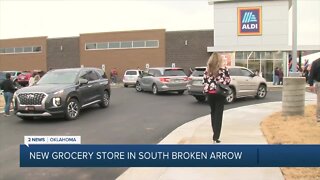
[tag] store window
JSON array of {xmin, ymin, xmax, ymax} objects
[
  {"xmin": 120, "ymin": 41, "xmax": 132, "ymax": 48},
  {"xmin": 235, "ymin": 51, "xmax": 285, "ymax": 82},
  {"xmin": 86, "ymin": 43, "xmax": 96, "ymax": 50},
  {"xmin": 133, "ymin": 41, "xmax": 145, "ymax": 48},
  {"xmin": 97, "ymin": 42, "xmax": 108, "ymax": 49},
  {"xmin": 108, "ymin": 42, "xmax": 120, "ymax": 49}
]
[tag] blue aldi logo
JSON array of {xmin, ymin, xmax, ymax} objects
[{"xmin": 238, "ymin": 7, "xmax": 262, "ymax": 36}]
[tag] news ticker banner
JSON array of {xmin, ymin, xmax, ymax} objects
[{"xmin": 20, "ymin": 143, "xmax": 320, "ymax": 167}]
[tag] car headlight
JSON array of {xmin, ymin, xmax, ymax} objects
[
  {"xmin": 53, "ymin": 97, "xmax": 61, "ymax": 107},
  {"xmin": 54, "ymin": 89, "xmax": 64, "ymax": 95}
]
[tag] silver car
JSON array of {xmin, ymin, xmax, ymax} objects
[
  {"xmin": 123, "ymin": 69, "xmax": 143, "ymax": 87},
  {"xmin": 187, "ymin": 66, "xmax": 267, "ymax": 103},
  {"xmin": 135, "ymin": 67, "xmax": 188, "ymax": 95}
]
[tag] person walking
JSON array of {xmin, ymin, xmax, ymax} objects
[
  {"xmin": 1, "ymin": 73, "xmax": 15, "ymax": 116},
  {"xmin": 203, "ymin": 53, "xmax": 231, "ymax": 143},
  {"xmin": 308, "ymin": 58, "xmax": 320, "ymax": 122}
]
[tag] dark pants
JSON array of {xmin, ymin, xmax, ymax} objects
[{"xmin": 207, "ymin": 93, "xmax": 225, "ymax": 141}]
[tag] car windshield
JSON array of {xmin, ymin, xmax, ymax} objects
[
  {"xmin": 125, "ymin": 71, "xmax": 137, "ymax": 75},
  {"xmin": 191, "ymin": 68, "xmax": 205, "ymax": 77},
  {"xmin": 163, "ymin": 69, "xmax": 186, "ymax": 76},
  {"xmin": 37, "ymin": 71, "xmax": 78, "ymax": 84}
]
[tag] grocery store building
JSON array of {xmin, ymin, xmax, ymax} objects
[{"xmin": 208, "ymin": 0, "xmax": 320, "ymax": 82}]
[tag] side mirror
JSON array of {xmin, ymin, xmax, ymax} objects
[{"xmin": 79, "ymin": 78, "xmax": 88, "ymax": 85}]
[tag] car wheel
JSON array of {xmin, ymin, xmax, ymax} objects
[
  {"xmin": 225, "ymin": 87, "xmax": 235, "ymax": 104},
  {"xmin": 124, "ymin": 84, "xmax": 128, "ymax": 88},
  {"xmin": 65, "ymin": 98, "xmax": 80, "ymax": 120},
  {"xmin": 99, "ymin": 91, "xmax": 110, "ymax": 108},
  {"xmin": 152, "ymin": 84, "xmax": 158, "ymax": 95},
  {"xmin": 195, "ymin": 95, "xmax": 206, "ymax": 102},
  {"xmin": 20, "ymin": 116, "xmax": 33, "ymax": 121},
  {"xmin": 256, "ymin": 84, "xmax": 267, "ymax": 99},
  {"xmin": 177, "ymin": 90, "xmax": 184, "ymax": 95},
  {"xmin": 135, "ymin": 82, "xmax": 142, "ymax": 92}
]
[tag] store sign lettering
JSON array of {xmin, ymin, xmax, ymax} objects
[{"xmin": 238, "ymin": 7, "xmax": 262, "ymax": 36}]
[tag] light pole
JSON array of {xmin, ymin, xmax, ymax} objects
[
  {"xmin": 290, "ymin": 0, "xmax": 299, "ymax": 76},
  {"xmin": 282, "ymin": 0, "xmax": 305, "ymax": 116}
]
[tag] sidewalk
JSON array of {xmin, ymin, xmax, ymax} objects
[{"xmin": 117, "ymin": 92, "xmax": 317, "ymax": 180}]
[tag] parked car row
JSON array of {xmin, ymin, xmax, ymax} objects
[{"xmin": 3, "ymin": 66, "xmax": 267, "ymax": 121}]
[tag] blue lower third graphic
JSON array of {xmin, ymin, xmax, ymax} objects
[{"xmin": 20, "ymin": 145, "xmax": 320, "ymax": 167}]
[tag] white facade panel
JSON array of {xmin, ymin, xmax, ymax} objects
[
  {"xmin": 237, "ymin": 36, "xmax": 263, "ymax": 46},
  {"xmin": 263, "ymin": 21, "xmax": 288, "ymax": 35},
  {"xmin": 262, "ymin": 35, "xmax": 289, "ymax": 45},
  {"xmin": 263, "ymin": 5, "xmax": 288, "ymax": 21},
  {"xmin": 212, "ymin": 0, "xmax": 289, "ymax": 51},
  {"xmin": 214, "ymin": 37, "xmax": 237, "ymax": 46}
]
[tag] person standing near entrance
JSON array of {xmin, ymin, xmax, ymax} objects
[
  {"xmin": 309, "ymin": 58, "xmax": 320, "ymax": 122},
  {"xmin": 273, "ymin": 67, "xmax": 280, "ymax": 85},
  {"xmin": 279, "ymin": 68, "xmax": 284, "ymax": 85},
  {"xmin": 203, "ymin": 53, "xmax": 231, "ymax": 143},
  {"xmin": 1, "ymin": 73, "xmax": 15, "ymax": 116}
]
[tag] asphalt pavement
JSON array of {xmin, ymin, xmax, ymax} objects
[{"xmin": 0, "ymin": 87, "xmax": 282, "ymax": 180}]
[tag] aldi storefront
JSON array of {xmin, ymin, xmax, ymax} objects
[{"xmin": 208, "ymin": 0, "xmax": 291, "ymax": 82}]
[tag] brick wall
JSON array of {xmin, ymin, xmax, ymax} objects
[
  {"xmin": 166, "ymin": 30, "xmax": 214, "ymax": 74},
  {"xmin": 47, "ymin": 37, "xmax": 80, "ymax": 70}
]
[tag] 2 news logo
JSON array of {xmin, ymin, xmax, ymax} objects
[{"xmin": 238, "ymin": 7, "xmax": 262, "ymax": 36}]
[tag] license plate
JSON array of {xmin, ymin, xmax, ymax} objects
[
  {"xmin": 25, "ymin": 106, "xmax": 35, "ymax": 111},
  {"xmin": 174, "ymin": 79, "xmax": 183, "ymax": 83}
]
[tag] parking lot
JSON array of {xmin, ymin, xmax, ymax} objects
[{"xmin": 0, "ymin": 86, "xmax": 281, "ymax": 180}]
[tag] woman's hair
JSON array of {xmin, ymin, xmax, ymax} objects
[{"xmin": 206, "ymin": 53, "xmax": 223, "ymax": 76}]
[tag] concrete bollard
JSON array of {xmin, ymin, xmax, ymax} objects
[{"xmin": 282, "ymin": 77, "xmax": 305, "ymax": 116}]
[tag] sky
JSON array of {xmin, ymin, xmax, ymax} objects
[{"xmin": 0, "ymin": 0, "xmax": 319, "ymax": 45}]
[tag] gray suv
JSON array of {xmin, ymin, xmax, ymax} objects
[
  {"xmin": 14, "ymin": 68, "xmax": 110, "ymax": 120},
  {"xmin": 187, "ymin": 66, "xmax": 267, "ymax": 103},
  {"xmin": 135, "ymin": 67, "xmax": 188, "ymax": 95}
]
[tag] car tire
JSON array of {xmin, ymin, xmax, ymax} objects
[
  {"xmin": 256, "ymin": 84, "xmax": 267, "ymax": 99},
  {"xmin": 135, "ymin": 82, "xmax": 142, "ymax": 92},
  {"xmin": 152, "ymin": 84, "xmax": 158, "ymax": 95},
  {"xmin": 20, "ymin": 116, "xmax": 33, "ymax": 121},
  {"xmin": 177, "ymin": 90, "xmax": 184, "ymax": 95},
  {"xmin": 99, "ymin": 91, "xmax": 110, "ymax": 108},
  {"xmin": 65, "ymin": 98, "xmax": 80, "ymax": 120},
  {"xmin": 195, "ymin": 95, "xmax": 206, "ymax": 102},
  {"xmin": 225, "ymin": 87, "xmax": 235, "ymax": 104},
  {"xmin": 124, "ymin": 84, "xmax": 128, "ymax": 88}
]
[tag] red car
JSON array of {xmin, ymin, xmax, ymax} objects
[{"xmin": 16, "ymin": 71, "xmax": 33, "ymax": 86}]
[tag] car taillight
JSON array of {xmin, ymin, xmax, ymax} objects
[
  {"xmin": 159, "ymin": 78, "xmax": 170, "ymax": 83},
  {"xmin": 184, "ymin": 77, "xmax": 190, "ymax": 81}
]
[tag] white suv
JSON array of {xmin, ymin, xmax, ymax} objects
[
  {"xmin": 187, "ymin": 66, "xmax": 268, "ymax": 103},
  {"xmin": 123, "ymin": 69, "xmax": 142, "ymax": 87}
]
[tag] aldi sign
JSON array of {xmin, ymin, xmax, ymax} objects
[{"xmin": 238, "ymin": 7, "xmax": 262, "ymax": 36}]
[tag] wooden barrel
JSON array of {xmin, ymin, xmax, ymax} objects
[{"xmin": 282, "ymin": 77, "xmax": 305, "ymax": 116}]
